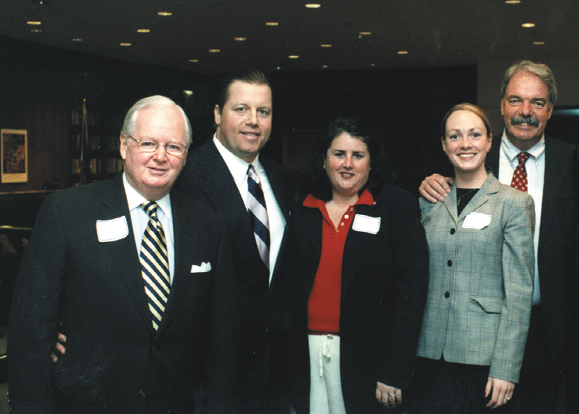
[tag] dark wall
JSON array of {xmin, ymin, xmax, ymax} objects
[{"xmin": 0, "ymin": 35, "xmax": 476, "ymax": 197}]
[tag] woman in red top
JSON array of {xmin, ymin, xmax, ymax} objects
[{"xmin": 285, "ymin": 117, "xmax": 429, "ymax": 413}]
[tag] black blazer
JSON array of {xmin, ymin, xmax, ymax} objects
[
  {"xmin": 487, "ymin": 135, "xmax": 578, "ymax": 372},
  {"xmin": 286, "ymin": 185, "xmax": 429, "ymax": 414},
  {"xmin": 8, "ymin": 174, "xmax": 238, "ymax": 414},
  {"xmin": 175, "ymin": 138, "xmax": 292, "ymax": 405}
]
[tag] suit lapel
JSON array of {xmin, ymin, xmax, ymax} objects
[
  {"xmin": 156, "ymin": 191, "xmax": 194, "ymax": 335},
  {"xmin": 196, "ymin": 141, "xmax": 269, "ymax": 287},
  {"xmin": 539, "ymin": 137, "xmax": 566, "ymax": 251},
  {"xmin": 98, "ymin": 175, "xmax": 156, "ymax": 336},
  {"xmin": 341, "ymin": 202, "xmax": 380, "ymax": 297}
]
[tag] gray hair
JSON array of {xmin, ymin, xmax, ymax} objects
[
  {"xmin": 500, "ymin": 60, "xmax": 557, "ymax": 108},
  {"xmin": 121, "ymin": 95, "xmax": 192, "ymax": 145}
]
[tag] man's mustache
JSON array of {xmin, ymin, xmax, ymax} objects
[{"xmin": 511, "ymin": 116, "xmax": 540, "ymax": 127}]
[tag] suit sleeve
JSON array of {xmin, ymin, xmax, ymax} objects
[
  {"xmin": 377, "ymin": 191, "xmax": 429, "ymax": 389},
  {"xmin": 8, "ymin": 196, "xmax": 64, "ymax": 413},
  {"xmin": 489, "ymin": 194, "xmax": 535, "ymax": 382}
]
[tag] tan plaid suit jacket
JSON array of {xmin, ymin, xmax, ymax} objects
[{"xmin": 417, "ymin": 173, "xmax": 535, "ymax": 383}]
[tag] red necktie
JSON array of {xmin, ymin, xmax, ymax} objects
[{"xmin": 510, "ymin": 152, "xmax": 531, "ymax": 193}]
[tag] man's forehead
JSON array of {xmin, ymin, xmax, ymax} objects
[
  {"xmin": 227, "ymin": 81, "xmax": 272, "ymax": 102},
  {"xmin": 505, "ymin": 71, "xmax": 549, "ymax": 98}
]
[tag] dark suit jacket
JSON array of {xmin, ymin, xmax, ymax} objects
[
  {"xmin": 8, "ymin": 174, "xmax": 238, "ymax": 414},
  {"xmin": 487, "ymin": 134, "xmax": 577, "ymax": 373},
  {"xmin": 174, "ymin": 139, "xmax": 292, "ymax": 408},
  {"xmin": 286, "ymin": 185, "xmax": 429, "ymax": 414}
]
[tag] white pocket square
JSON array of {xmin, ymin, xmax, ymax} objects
[{"xmin": 191, "ymin": 262, "xmax": 212, "ymax": 273}]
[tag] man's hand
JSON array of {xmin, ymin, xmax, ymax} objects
[
  {"xmin": 418, "ymin": 174, "xmax": 453, "ymax": 203},
  {"xmin": 50, "ymin": 333, "xmax": 66, "ymax": 363},
  {"xmin": 485, "ymin": 377, "xmax": 514, "ymax": 409},
  {"xmin": 376, "ymin": 381, "xmax": 402, "ymax": 410}
]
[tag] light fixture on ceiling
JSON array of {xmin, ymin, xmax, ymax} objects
[
  {"xmin": 30, "ymin": 29, "xmax": 42, "ymax": 33},
  {"xmin": 158, "ymin": 12, "xmax": 172, "ymax": 16},
  {"xmin": 120, "ymin": 43, "xmax": 132, "ymax": 47},
  {"xmin": 521, "ymin": 23, "xmax": 535, "ymax": 28},
  {"xmin": 188, "ymin": 59, "xmax": 199, "ymax": 63},
  {"xmin": 266, "ymin": 22, "xmax": 279, "ymax": 26},
  {"xmin": 235, "ymin": 37, "xmax": 246, "ymax": 41},
  {"xmin": 322, "ymin": 65, "xmax": 329, "ymax": 68},
  {"xmin": 359, "ymin": 31, "xmax": 371, "ymax": 36},
  {"xmin": 209, "ymin": 49, "xmax": 220, "ymax": 53},
  {"xmin": 321, "ymin": 44, "xmax": 332, "ymax": 48},
  {"xmin": 27, "ymin": 21, "xmax": 42, "ymax": 25},
  {"xmin": 505, "ymin": 0, "xmax": 521, "ymax": 3},
  {"xmin": 289, "ymin": 55, "xmax": 299, "ymax": 59},
  {"xmin": 137, "ymin": 29, "xmax": 150, "ymax": 33},
  {"xmin": 533, "ymin": 41, "xmax": 545, "ymax": 45},
  {"xmin": 72, "ymin": 38, "xmax": 83, "ymax": 42},
  {"xmin": 397, "ymin": 50, "xmax": 409, "ymax": 55},
  {"xmin": 305, "ymin": 4, "xmax": 321, "ymax": 8}
]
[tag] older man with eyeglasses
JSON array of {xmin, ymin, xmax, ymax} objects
[{"xmin": 8, "ymin": 95, "xmax": 239, "ymax": 414}]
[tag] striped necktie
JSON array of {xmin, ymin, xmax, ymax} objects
[
  {"xmin": 247, "ymin": 165, "xmax": 270, "ymax": 270},
  {"xmin": 140, "ymin": 201, "xmax": 171, "ymax": 330}
]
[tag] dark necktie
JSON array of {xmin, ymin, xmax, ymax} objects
[
  {"xmin": 140, "ymin": 201, "xmax": 171, "ymax": 330},
  {"xmin": 247, "ymin": 165, "xmax": 270, "ymax": 269},
  {"xmin": 510, "ymin": 152, "xmax": 531, "ymax": 193}
]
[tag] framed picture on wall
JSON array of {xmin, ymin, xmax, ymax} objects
[{"xmin": 1, "ymin": 129, "xmax": 28, "ymax": 183}]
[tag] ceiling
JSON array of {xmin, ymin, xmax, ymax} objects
[{"xmin": 1, "ymin": 0, "xmax": 578, "ymax": 74}]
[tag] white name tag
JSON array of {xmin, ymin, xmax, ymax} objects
[
  {"xmin": 352, "ymin": 214, "xmax": 381, "ymax": 234},
  {"xmin": 96, "ymin": 216, "xmax": 129, "ymax": 242},
  {"xmin": 462, "ymin": 212, "xmax": 492, "ymax": 230}
]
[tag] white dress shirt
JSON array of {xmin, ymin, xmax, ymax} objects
[
  {"xmin": 498, "ymin": 130, "xmax": 545, "ymax": 305},
  {"xmin": 213, "ymin": 135, "xmax": 286, "ymax": 284},
  {"xmin": 123, "ymin": 173, "xmax": 176, "ymax": 283}
]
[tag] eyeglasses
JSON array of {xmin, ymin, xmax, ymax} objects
[{"xmin": 125, "ymin": 135, "xmax": 188, "ymax": 156}]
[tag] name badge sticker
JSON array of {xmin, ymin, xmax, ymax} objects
[
  {"xmin": 96, "ymin": 216, "xmax": 129, "ymax": 242},
  {"xmin": 462, "ymin": 212, "xmax": 492, "ymax": 230},
  {"xmin": 352, "ymin": 214, "xmax": 381, "ymax": 234}
]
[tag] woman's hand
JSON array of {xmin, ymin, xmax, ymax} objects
[
  {"xmin": 376, "ymin": 381, "xmax": 402, "ymax": 410},
  {"xmin": 485, "ymin": 377, "xmax": 515, "ymax": 409}
]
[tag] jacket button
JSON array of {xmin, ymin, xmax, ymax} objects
[
  {"xmin": 445, "ymin": 292, "xmax": 450, "ymax": 298},
  {"xmin": 450, "ymin": 228, "xmax": 456, "ymax": 235},
  {"xmin": 447, "ymin": 260, "xmax": 452, "ymax": 266}
]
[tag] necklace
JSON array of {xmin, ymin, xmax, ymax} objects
[{"xmin": 457, "ymin": 188, "xmax": 478, "ymax": 206}]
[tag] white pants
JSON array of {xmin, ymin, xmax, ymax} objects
[{"xmin": 308, "ymin": 334, "xmax": 346, "ymax": 414}]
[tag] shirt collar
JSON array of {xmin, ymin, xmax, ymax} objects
[
  {"xmin": 303, "ymin": 188, "xmax": 375, "ymax": 209},
  {"xmin": 500, "ymin": 129, "xmax": 545, "ymax": 162},
  {"xmin": 123, "ymin": 173, "xmax": 172, "ymax": 218},
  {"xmin": 213, "ymin": 134, "xmax": 262, "ymax": 186}
]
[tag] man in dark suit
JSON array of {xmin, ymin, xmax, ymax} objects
[
  {"xmin": 419, "ymin": 60, "xmax": 577, "ymax": 413},
  {"xmin": 175, "ymin": 69, "xmax": 292, "ymax": 413},
  {"xmin": 8, "ymin": 96, "xmax": 238, "ymax": 413}
]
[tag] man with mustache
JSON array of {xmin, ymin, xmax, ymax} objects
[{"xmin": 419, "ymin": 60, "xmax": 578, "ymax": 413}]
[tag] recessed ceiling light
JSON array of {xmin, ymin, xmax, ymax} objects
[
  {"xmin": 189, "ymin": 59, "xmax": 199, "ymax": 63},
  {"xmin": 157, "ymin": 11, "xmax": 172, "ymax": 16},
  {"xmin": 321, "ymin": 44, "xmax": 332, "ymax": 48},
  {"xmin": 322, "ymin": 65, "xmax": 329, "ymax": 68},
  {"xmin": 137, "ymin": 29, "xmax": 150, "ymax": 33},
  {"xmin": 370, "ymin": 63, "xmax": 376, "ymax": 67},
  {"xmin": 266, "ymin": 22, "xmax": 279, "ymax": 26},
  {"xmin": 305, "ymin": 4, "xmax": 321, "ymax": 8},
  {"xmin": 359, "ymin": 31, "xmax": 371, "ymax": 36},
  {"xmin": 397, "ymin": 50, "xmax": 409, "ymax": 55},
  {"xmin": 209, "ymin": 49, "xmax": 220, "ymax": 53},
  {"xmin": 235, "ymin": 37, "xmax": 246, "ymax": 41},
  {"xmin": 72, "ymin": 38, "xmax": 83, "ymax": 42},
  {"xmin": 27, "ymin": 21, "xmax": 42, "ymax": 25},
  {"xmin": 534, "ymin": 41, "xmax": 545, "ymax": 45},
  {"xmin": 30, "ymin": 29, "xmax": 42, "ymax": 33},
  {"xmin": 289, "ymin": 55, "xmax": 299, "ymax": 59},
  {"xmin": 505, "ymin": 0, "xmax": 521, "ymax": 3},
  {"xmin": 522, "ymin": 23, "xmax": 535, "ymax": 28},
  {"xmin": 120, "ymin": 43, "xmax": 132, "ymax": 47}
]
